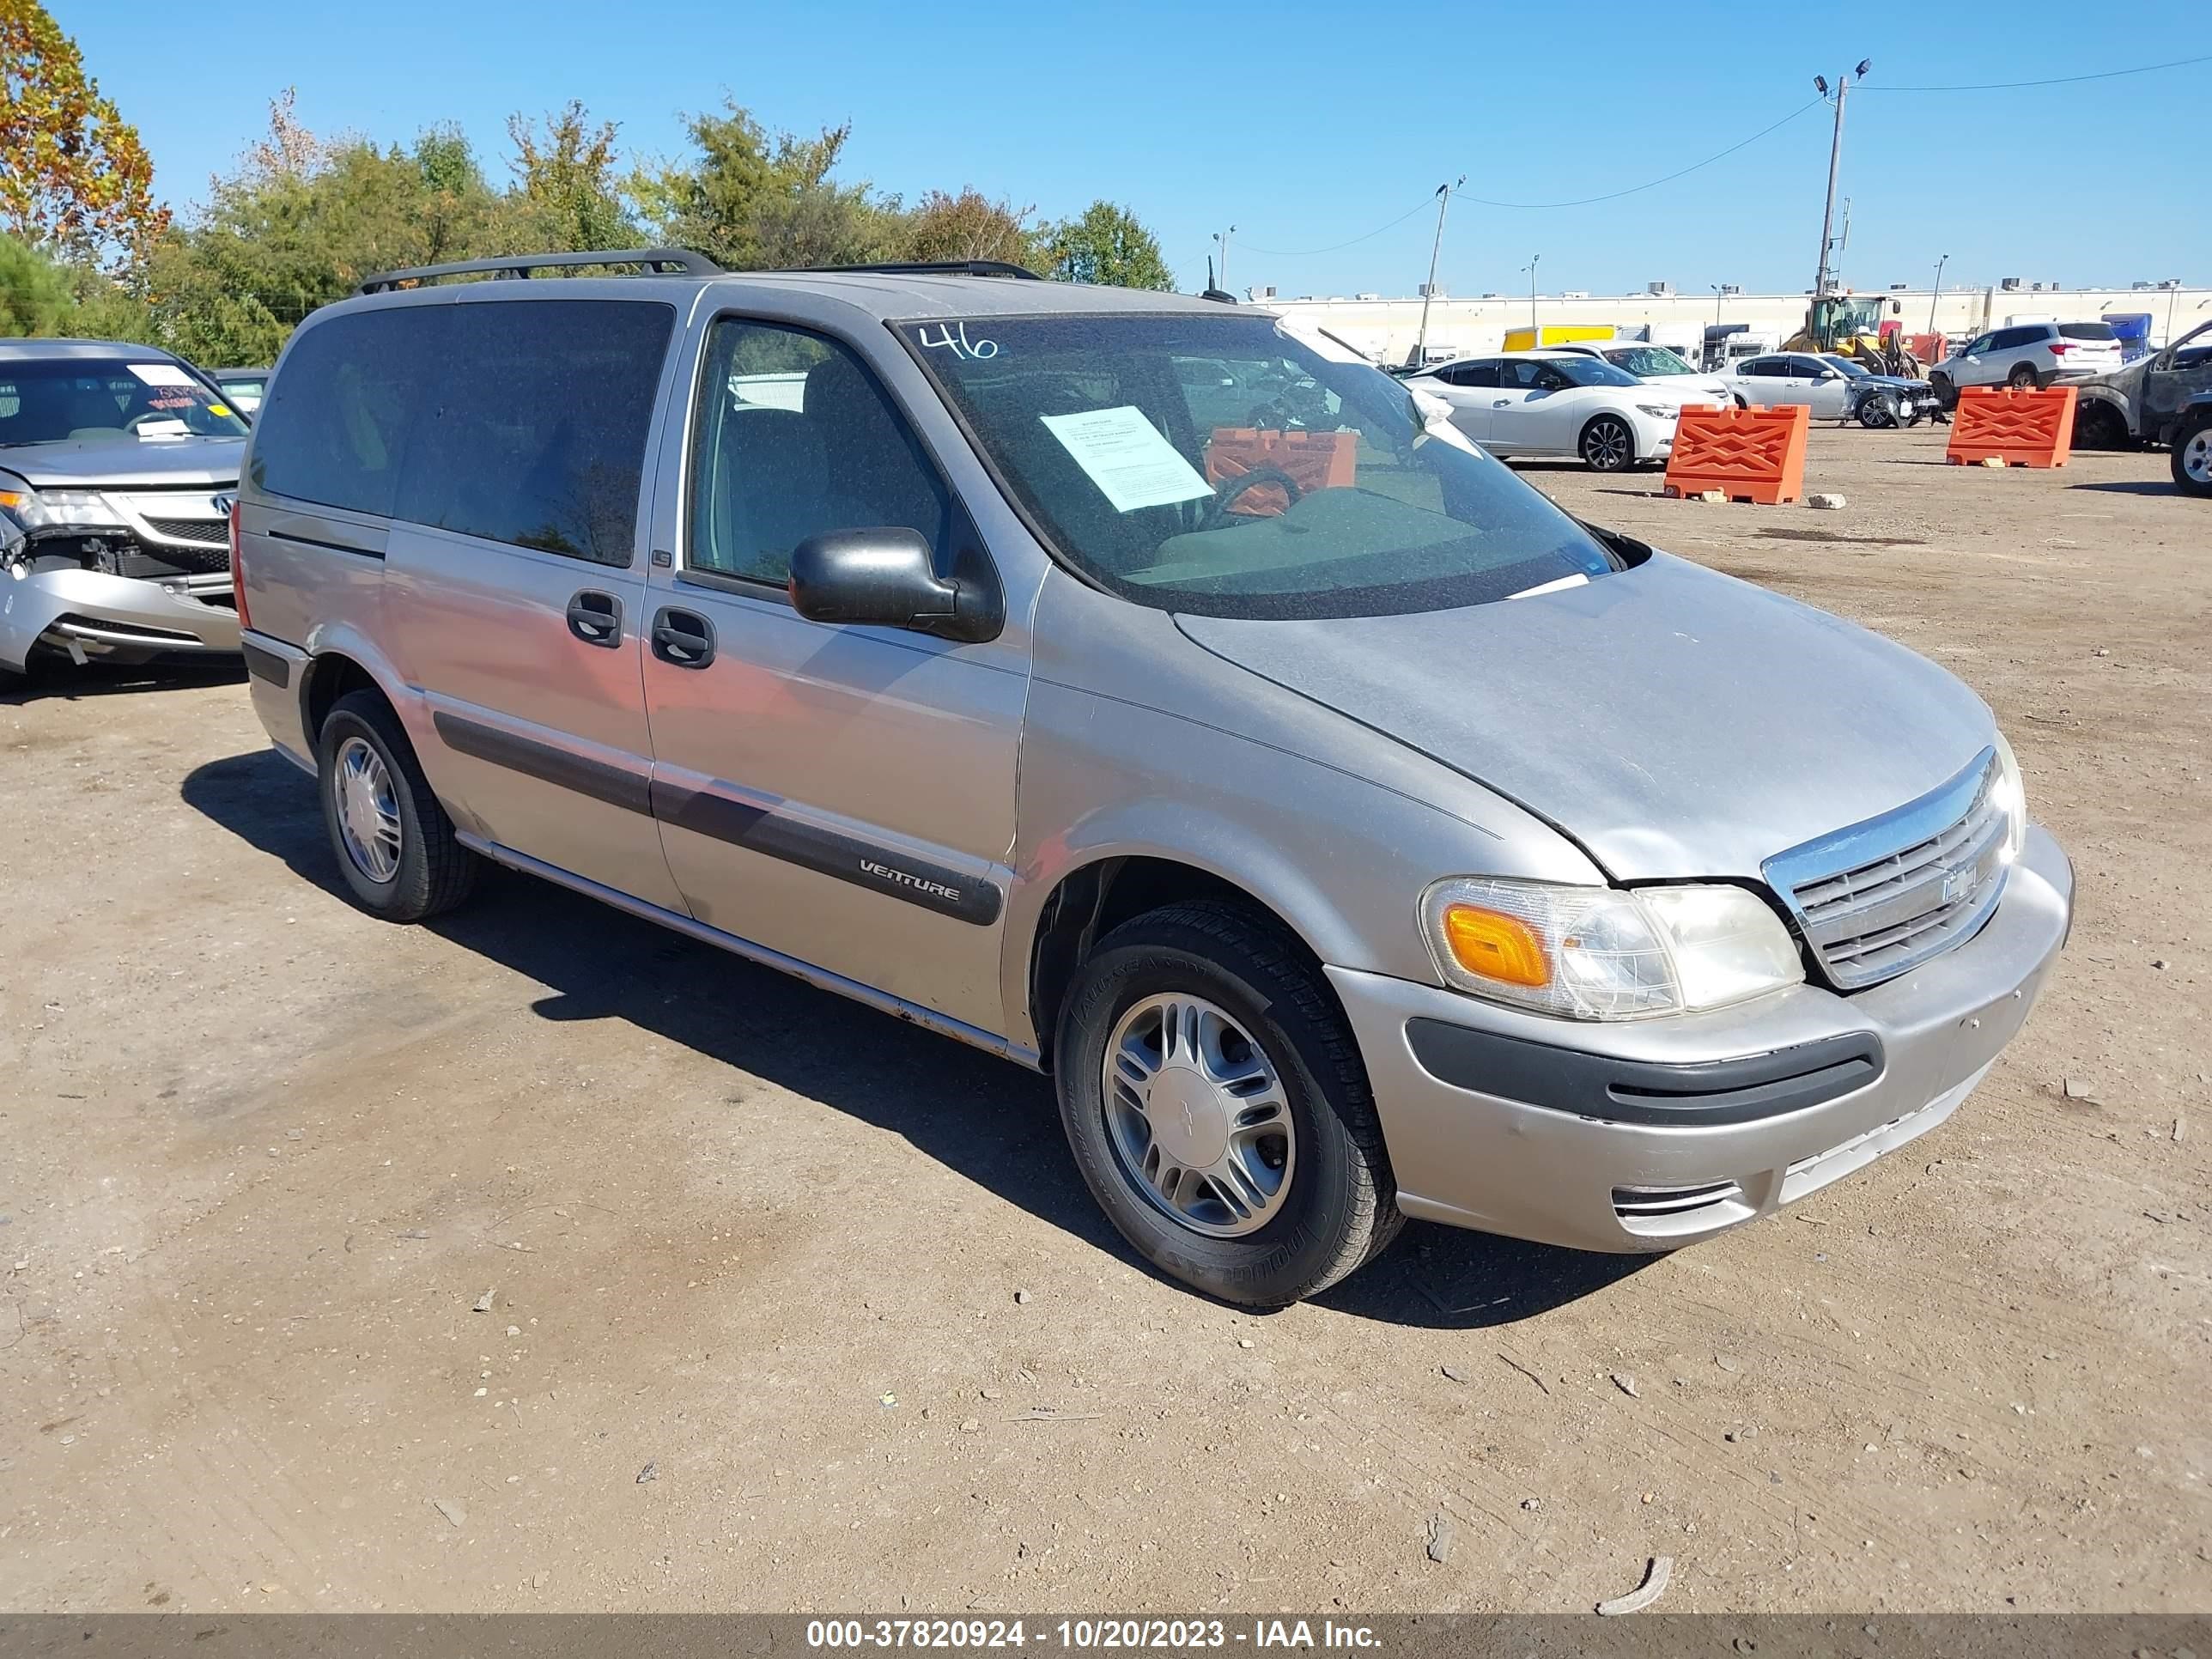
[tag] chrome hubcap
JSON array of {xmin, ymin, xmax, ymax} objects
[
  {"xmin": 2185, "ymin": 429, "xmax": 2212, "ymax": 484},
  {"xmin": 1585, "ymin": 421, "xmax": 1630, "ymax": 468},
  {"xmin": 334, "ymin": 736, "xmax": 401, "ymax": 883},
  {"xmin": 1103, "ymin": 994, "xmax": 1295, "ymax": 1238}
]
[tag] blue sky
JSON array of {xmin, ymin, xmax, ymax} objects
[{"xmin": 58, "ymin": 0, "xmax": 2210, "ymax": 298}]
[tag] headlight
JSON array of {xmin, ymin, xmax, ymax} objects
[
  {"xmin": 0, "ymin": 485, "xmax": 122, "ymax": 534},
  {"xmin": 1419, "ymin": 877, "xmax": 1804, "ymax": 1020},
  {"xmin": 1990, "ymin": 732, "xmax": 2028, "ymax": 864},
  {"xmin": 1635, "ymin": 404, "xmax": 1677, "ymax": 420}
]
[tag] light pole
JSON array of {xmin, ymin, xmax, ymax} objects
[
  {"xmin": 1413, "ymin": 176, "xmax": 1464, "ymax": 372},
  {"xmin": 1928, "ymin": 253, "xmax": 1948, "ymax": 335},
  {"xmin": 1711, "ymin": 283, "xmax": 1725, "ymax": 325},
  {"xmin": 1811, "ymin": 60, "xmax": 1872, "ymax": 303},
  {"xmin": 1522, "ymin": 254, "xmax": 1541, "ymax": 332},
  {"xmin": 1213, "ymin": 226, "xmax": 1237, "ymax": 295}
]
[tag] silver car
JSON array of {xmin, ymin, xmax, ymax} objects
[
  {"xmin": 1, "ymin": 339, "xmax": 247, "ymax": 679},
  {"xmin": 233, "ymin": 251, "xmax": 2074, "ymax": 1306}
]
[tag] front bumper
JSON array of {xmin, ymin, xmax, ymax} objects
[
  {"xmin": 1, "ymin": 562, "xmax": 240, "ymax": 672},
  {"xmin": 1329, "ymin": 823, "xmax": 2073, "ymax": 1253}
]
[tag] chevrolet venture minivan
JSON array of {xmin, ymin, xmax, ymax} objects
[{"xmin": 232, "ymin": 250, "xmax": 2074, "ymax": 1307}]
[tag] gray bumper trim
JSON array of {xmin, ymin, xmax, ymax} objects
[{"xmin": 1405, "ymin": 1020, "xmax": 1883, "ymax": 1127}]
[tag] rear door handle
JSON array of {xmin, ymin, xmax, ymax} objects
[
  {"xmin": 567, "ymin": 589, "xmax": 623, "ymax": 647},
  {"xmin": 651, "ymin": 606, "xmax": 715, "ymax": 669}
]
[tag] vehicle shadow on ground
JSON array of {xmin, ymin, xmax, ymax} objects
[
  {"xmin": 1, "ymin": 656, "xmax": 246, "ymax": 705},
  {"xmin": 2068, "ymin": 480, "xmax": 2179, "ymax": 496},
  {"xmin": 181, "ymin": 745, "xmax": 1639, "ymax": 1329}
]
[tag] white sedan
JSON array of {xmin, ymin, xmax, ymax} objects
[
  {"xmin": 1547, "ymin": 339, "xmax": 1742, "ymax": 408},
  {"xmin": 1404, "ymin": 349, "xmax": 1695, "ymax": 471}
]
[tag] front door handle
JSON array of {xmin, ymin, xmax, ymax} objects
[
  {"xmin": 567, "ymin": 589, "xmax": 623, "ymax": 647},
  {"xmin": 651, "ymin": 606, "xmax": 715, "ymax": 669},
  {"xmin": 1492, "ymin": 398, "xmax": 1510, "ymax": 408}
]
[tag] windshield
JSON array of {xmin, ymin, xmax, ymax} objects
[
  {"xmin": 1603, "ymin": 345, "xmax": 1696, "ymax": 378},
  {"xmin": 0, "ymin": 359, "xmax": 248, "ymax": 447},
  {"xmin": 900, "ymin": 313, "xmax": 1618, "ymax": 620},
  {"xmin": 1819, "ymin": 355, "xmax": 1871, "ymax": 378}
]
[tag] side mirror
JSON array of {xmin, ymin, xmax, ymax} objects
[
  {"xmin": 787, "ymin": 526, "xmax": 999, "ymax": 643},
  {"xmin": 1820, "ymin": 368, "xmax": 1843, "ymax": 380}
]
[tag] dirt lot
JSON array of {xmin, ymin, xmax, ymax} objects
[{"xmin": 2, "ymin": 424, "xmax": 2207, "ymax": 1615}]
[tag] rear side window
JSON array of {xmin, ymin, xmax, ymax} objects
[
  {"xmin": 1991, "ymin": 326, "xmax": 2044, "ymax": 349},
  {"xmin": 2058, "ymin": 323, "xmax": 2117, "ymax": 342},
  {"xmin": 251, "ymin": 299, "xmax": 675, "ymax": 565}
]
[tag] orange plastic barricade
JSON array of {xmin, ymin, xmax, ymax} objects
[
  {"xmin": 1206, "ymin": 428, "xmax": 1358, "ymax": 514},
  {"xmin": 1946, "ymin": 386, "xmax": 2077, "ymax": 468},
  {"xmin": 1661, "ymin": 403, "xmax": 1809, "ymax": 505}
]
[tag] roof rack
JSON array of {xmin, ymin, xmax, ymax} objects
[
  {"xmin": 357, "ymin": 247, "xmax": 720, "ymax": 295},
  {"xmin": 797, "ymin": 260, "xmax": 1044, "ymax": 281}
]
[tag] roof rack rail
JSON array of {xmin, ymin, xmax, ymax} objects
[
  {"xmin": 797, "ymin": 260, "xmax": 1044, "ymax": 281},
  {"xmin": 357, "ymin": 247, "xmax": 720, "ymax": 295}
]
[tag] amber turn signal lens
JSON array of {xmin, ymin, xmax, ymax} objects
[{"xmin": 1441, "ymin": 903, "xmax": 1552, "ymax": 988}]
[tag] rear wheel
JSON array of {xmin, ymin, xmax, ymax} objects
[
  {"xmin": 2072, "ymin": 401, "xmax": 2132, "ymax": 451},
  {"xmin": 1579, "ymin": 414, "xmax": 1636, "ymax": 471},
  {"xmin": 1054, "ymin": 901, "xmax": 1401, "ymax": 1307},
  {"xmin": 317, "ymin": 690, "xmax": 480, "ymax": 921},
  {"xmin": 2006, "ymin": 362, "xmax": 2039, "ymax": 389},
  {"xmin": 2172, "ymin": 412, "xmax": 2212, "ymax": 498}
]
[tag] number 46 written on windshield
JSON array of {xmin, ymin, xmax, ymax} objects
[{"xmin": 915, "ymin": 322, "xmax": 999, "ymax": 360}]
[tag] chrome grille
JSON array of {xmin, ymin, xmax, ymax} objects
[{"xmin": 1765, "ymin": 749, "xmax": 2011, "ymax": 991}]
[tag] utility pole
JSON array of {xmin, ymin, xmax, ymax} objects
[
  {"xmin": 1413, "ymin": 177, "xmax": 1464, "ymax": 371},
  {"xmin": 1811, "ymin": 60, "xmax": 1871, "ymax": 303},
  {"xmin": 1213, "ymin": 226, "xmax": 1237, "ymax": 295},
  {"xmin": 1711, "ymin": 283, "xmax": 1725, "ymax": 325},
  {"xmin": 1523, "ymin": 253, "xmax": 1541, "ymax": 331},
  {"xmin": 1928, "ymin": 252, "xmax": 1948, "ymax": 334}
]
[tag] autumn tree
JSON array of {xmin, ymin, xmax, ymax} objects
[
  {"xmin": 0, "ymin": 0, "xmax": 167, "ymax": 269},
  {"xmin": 902, "ymin": 188, "xmax": 1040, "ymax": 269},
  {"xmin": 505, "ymin": 100, "xmax": 639, "ymax": 252},
  {"xmin": 1042, "ymin": 201, "xmax": 1171, "ymax": 289}
]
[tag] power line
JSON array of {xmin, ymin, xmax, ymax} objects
[
  {"xmin": 1862, "ymin": 51, "xmax": 2212, "ymax": 93},
  {"xmin": 1236, "ymin": 98, "xmax": 1820, "ymax": 258}
]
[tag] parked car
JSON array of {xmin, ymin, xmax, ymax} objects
[
  {"xmin": 232, "ymin": 249, "xmax": 2073, "ymax": 1307},
  {"xmin": 1723, "ymin": 353, "xmax": 1940, "ymax": 428},
  {"xmin": 1547, "ymin": 339, "xmax": 1742, "ymax": 409},
  {"xmin": 207, "ymin": 368, "xmax": 271, "ymax": 415},
  {"xmin": 1403, "ymin": 349, "xmax": 1692, "ymax": 470},
  {"xmin": 1, "ymin": 339, "xmax": 247, "ymax": 681},
  {"xmin": 2072, "ymin": 318, "xmax": 2212, "ymax": 457},
  {"xmin": 1929, "ymin": 321, "xmax": 2123, "ymax": 402}
]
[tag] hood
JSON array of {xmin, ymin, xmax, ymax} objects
[
  {"xmin": 0, "ymin": 435, "xmax": 245, "ymax": 490},
  {"xmin": 1174, "ymin": 551, "xmax": 1994, "ymax": 881},
  {"xmin": 1854, "ymin": 374, "xmax": 1925, "ymax": 393}
]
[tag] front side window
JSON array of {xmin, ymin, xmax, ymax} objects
[
  {"xmin": 687, "ymin": 318, "xmax": 951, "ymax": 586},
  {"xmin": 0, "ymin": 360, "xmax": 248, "ymax": 447},
  {"xmin": 252, "ymin": 299, "xmax": 674, "ymax": 564},
  {"xmin": 899, "ymin": 311, "xmax": 1616, "ymax": 621}
]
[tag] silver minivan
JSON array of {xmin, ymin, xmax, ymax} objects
[{"xmin": 233, "ymin": 251, "xmax": 2073, "ymax": 1307}]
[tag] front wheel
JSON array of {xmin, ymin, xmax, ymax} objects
[
  {"xmin": 1858, "ymin": 393, "xmax": 1899, "ymax": 429},
  {"xmin": 2172, "ymin": 414, "xmax": 2212, "ymax": 498},
  {"xmin": 1054, "ymin": 902, "xmax": 1401, "ymax": 1307},
  {"xmin": 1579, "ymin": 414, "xmax": 1636, "ymax": 471},
  {"xmin": 317, "ymin": 690, "xmax": 481, "ymax": 922}
]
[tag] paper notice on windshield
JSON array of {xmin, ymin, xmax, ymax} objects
[
  {"xmin": 126, "ymin": 362, "xmax": 196, "ymax": 387},
  {"xmin": 1039, "ymin": 406, "xmax": 1213, "ymax": 514}
]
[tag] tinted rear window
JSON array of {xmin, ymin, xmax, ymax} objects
[
  {"xmin": 2058, "ymin": 323, "xmax": 2117, "ymax": 342},
  {"xmin": 249, "ymin": 299, "xmax": 675, "ymax": 564}
]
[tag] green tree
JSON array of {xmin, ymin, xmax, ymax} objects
[
  {"xmin": 902, "ymin": 187, "xmax": 1039, "ymax": 269},
  {"xmin": 0, "ymin": 230, "xmax": 76, "ymax": 333},
  {"xmin": 504, "ymin": 100, "xmax": 639, "ymax": 252},
  {"xmin": 1042, "ymin": 201, "xmax": 1171, "ymax": 289},
  {"xmin": 0, "ymin": 0, "xmax": 167, "ymax": 270},
  {"xmin": 632, "ymin": 100, "xmax": 899, "ymax": 270}
]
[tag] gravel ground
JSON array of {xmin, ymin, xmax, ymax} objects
[{"xmin": 1, "ymin": 422, "xmax": 2206, "ymax": 1614}]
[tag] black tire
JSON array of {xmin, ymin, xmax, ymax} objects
[
  {"xmin": 1054, "ymin": 901, "xmax": 1402, "ymax": 1308},
  {"xmin": 1857, "ymin": 393, "xmax": 1899, "ymax": 429},
  {"xmin": 2172, "ymin": 412, "xmax": 2212, "ymax": 498},
  {"xmin": 316, "ymin": 689, "xmax": 479, "ymax": 922},
  {"xmin": 2072, "ymin": 400, "xmax": 2133, "ymax": 452},
  {"xmin": 2006, "ymin": 362, "xmax": 2039, "ymax": 390},
  {"xmin": 1578, "ymin": 414, "xmax": 1636, "ymax": 471},
  {"xmin": 1929, "ymin": 371, "xmax": 1957, "ymax": 413}
]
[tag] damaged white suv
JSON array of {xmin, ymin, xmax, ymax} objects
[{"xmin": 1, "ymin": 339, "xmax": 248, "ymax": 682}]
